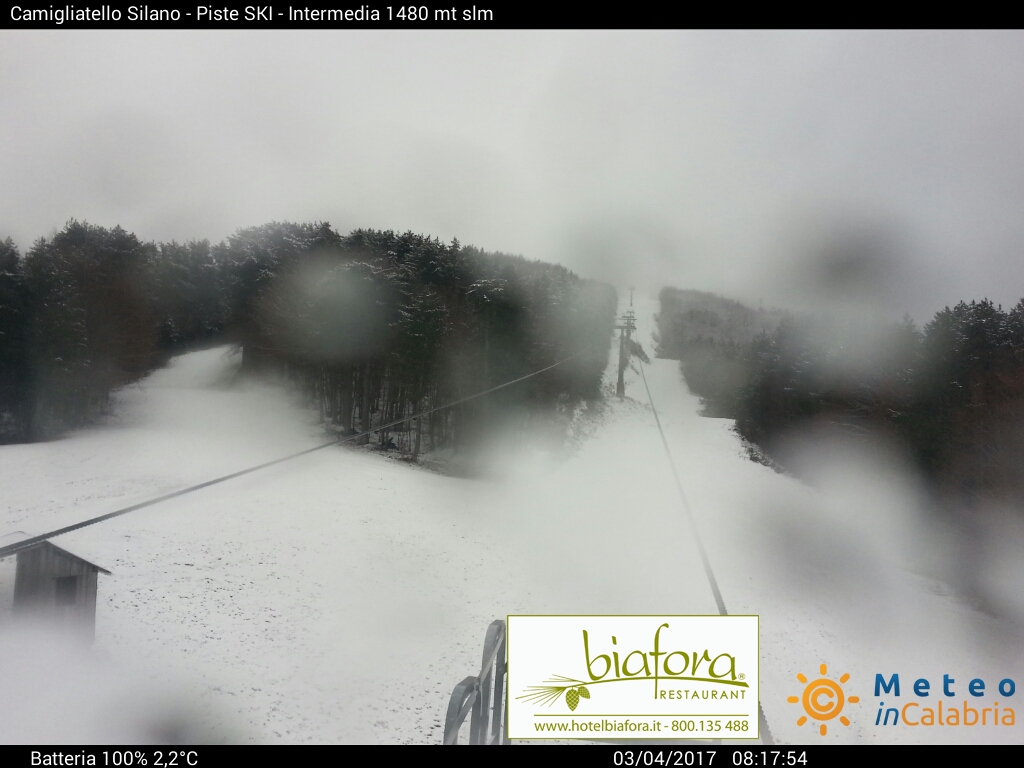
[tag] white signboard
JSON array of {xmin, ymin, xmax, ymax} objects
[{"xmin": 506, "ymin": 615, "xmax": 760, "ymax": 740}]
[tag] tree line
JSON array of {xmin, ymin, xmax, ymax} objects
[
  {"xmin": 0, "ymin": 221, "xmax": 616, "ymax": 451},
  {"xmin": 656, "ymin": 287, "xmax": 1024, "ymax": 508}
]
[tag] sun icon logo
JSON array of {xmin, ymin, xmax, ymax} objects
[{"xmin": 787, "ymin": 664, "xmax": 860, "ymax": 736}]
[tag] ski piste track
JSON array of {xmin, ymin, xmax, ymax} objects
[
  {"xmin": 637, "ymin": 357, "xmax": 776, "ymax": 745},
  {"xmin": 0, "ymin": 346, "xmax": 594, "ymax": 561},
  {"xmin": 2, "ymin": 315, "xmax": 771, "ymax": 744}
]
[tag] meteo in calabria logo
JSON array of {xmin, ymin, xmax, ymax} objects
[{"xmin": 787, "ymin": 663, "xmax": 860, "ymax": 736}]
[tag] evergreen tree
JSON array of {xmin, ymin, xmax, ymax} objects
[{"xmin": 0, "ymin": 238, "xmax": 29, "ymax": 441}]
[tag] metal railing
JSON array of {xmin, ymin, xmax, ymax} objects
[{"xmin": 443, "ymin": 619, "xmax": 507, "ymax": 745}]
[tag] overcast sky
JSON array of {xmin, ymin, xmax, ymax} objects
[{"xmin": 2, "ymin": 30, "xmax": 1024, "ymax": 322}]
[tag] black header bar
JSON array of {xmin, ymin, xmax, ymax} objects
[{"xmin": 2, "ymin": 3, "xmax": 584, "ymax": 29}]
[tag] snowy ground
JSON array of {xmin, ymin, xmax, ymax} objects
[{"xmin": 1, "ymin": 299, "xmax": 1022, "ymax": 744}]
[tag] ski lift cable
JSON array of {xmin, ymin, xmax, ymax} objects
[
  {"xmin": 636, "ymin": 358, "xmax": 727, "ymax": 615},
  {"xmin": 635, "ymin": 356, "xmax": 775, "ymax": 745},
  {"xmin": 0, "ymin": 345, "xmax": 596, "ymax": 560}
]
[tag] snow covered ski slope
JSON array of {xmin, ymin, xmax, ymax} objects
[{"xmin": 1, "ymin": 298, "xmax": 1021, "ymax": 744}]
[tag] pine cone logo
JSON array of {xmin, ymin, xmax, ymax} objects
[
  {"xmin": 564, "ymin": 686, "xmax": 590, "ymax": 710},
  {"xmin": 518, "ymin": 677, "xmax": 594, "ymax": 711},
  {"xmin": 566, "ymin": 688, "xmax": 580, "ymax": 711}
]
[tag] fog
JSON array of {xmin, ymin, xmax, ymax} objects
[
  {"xmin": 3, "ymin": 31, "xmax": 1024, "ymax": 321},
  {"xmin": 3, "ymin": 30, "xmax": 1024, "ymax": 745},
  {"xmin": 0, "ymin": 628, "xmax": 245, "ymax": 743}
]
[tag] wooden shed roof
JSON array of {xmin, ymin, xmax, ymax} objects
[{"xmin": 0, "ymin": 532, "xmax": 111, "ymax": 574}]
